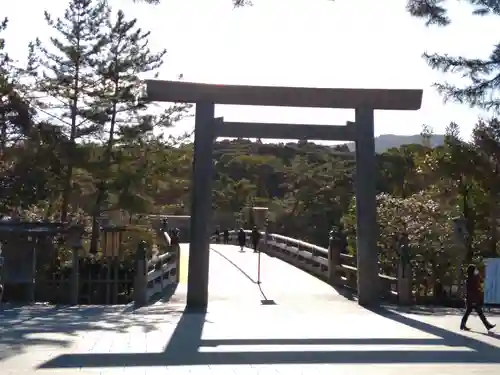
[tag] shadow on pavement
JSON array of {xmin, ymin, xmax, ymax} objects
[
  {"xmin": 473, "ymin": 330, "xmax": 500, "ymax": 340},
  {"xmin": 383, "ymin": 305, "xmax": 500, "ymax": 316},
  {"xmin": 210, "ymin": 246, "xmax": 258, "ymax": 284},
  {"xmin": 0, "ymin": 303, "xmax": 182, "ymax": 362},
  {"xmin": 331, "ymin": 286, "xmax": 357, "ymax": 301},
  {"xmin": 211, "ymin": 246, "xmax": 277, "ymax": 305},
  {"xmin": 39, "ymin": 304, "xmax": 500, "ymax": 368},
  {"xmin": 364, "ymin": 306, "xmax": 499, "ymax": 354}
]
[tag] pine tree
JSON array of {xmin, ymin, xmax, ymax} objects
[
  {"xmin": 32, "ymin": 0, "xmax": 110, "ymax": 221},
  {"xmin": 420, "ymin": 124, "xmax": 434, "ymax": 148},
  {"xmin": 407, "ymin": 0, "xmax": 500, "ymax": 111},
  {"xmin": 86, "ymin": 8, "xmax": 173, "ymax": 252},
  {"xmin": 0, "ymin": 18, "xmax": 33, "ymax": 157}
]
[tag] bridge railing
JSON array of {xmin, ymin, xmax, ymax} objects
[
  {"xmin": 211, "ymin": 229, "xmax": 400, "ymax": 303},
  {"xmin": 264, "ymin": 233, "xmax": 399, "ymax": 301},
  {"xmin": 133, "ymin": 231, "xmax": 180, "ymax": 306}
]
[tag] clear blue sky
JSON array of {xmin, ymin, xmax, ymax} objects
[{"xmin": 3, "ymin": 0, "xmax": 498, "ymax": 140}]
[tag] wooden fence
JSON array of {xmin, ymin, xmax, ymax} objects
[{"xmin": 0, "ymin": 222, "xmax": 180, "ymax": 306}]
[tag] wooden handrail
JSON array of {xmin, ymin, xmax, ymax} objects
[
  {"xmin": 267, "ymin": 233, "xmax": 328, "ymax": 255},
  {"xmin": 134, "ymin": 233, "xmax": 179, "ymax": 307}
]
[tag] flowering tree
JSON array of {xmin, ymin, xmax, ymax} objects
[{"xmin": 342, "ymin": 192, "xmax": 459, "ymax": 298}]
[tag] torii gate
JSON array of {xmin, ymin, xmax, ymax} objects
[{"xmin": 146, "ymin": 80, "xmax": 423, "ymax": 309}]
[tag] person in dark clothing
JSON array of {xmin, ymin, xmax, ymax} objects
[
  {"xmin": 170, "ymin": 228, "xmax": 180, "ymax": 246},
  {"xmin": 161, "ymin": 217, "xmax": 169, "ymax": 232},
  {"xmin": 223, "ymin": 229, "xmax": 230, "ymax": 244},
  {"xmin": 460, "ymin": 264, "xmax": 496, "ymax": 331},
  {"xmin": 251, "ymin": 226, "xmax": 261, "ymax": 253},
  {"xmin": 214, "ymin": 227, "xmax": 221, "ymax": 243},
  {"xmin": 237, "ymin": 228, "xmax": 246, "ymax": 251}
]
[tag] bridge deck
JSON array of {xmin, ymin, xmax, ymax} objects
[
  {"xmin": 1, "ymin": 244, "xmax": 499, "ymax": 374},
  {"xmin": 173, "ymin": 243, "xmax": 350, "ymax": 309}
]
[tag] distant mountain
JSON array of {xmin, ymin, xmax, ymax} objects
[{"xmin": 345, "ymin": 134, "xmax": 445, "ymax": 153}]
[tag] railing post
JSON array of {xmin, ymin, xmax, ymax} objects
[
  {"xmin": 159, "ymin": 254, "xmax": 165, "ymax": 292},
  {"xmin": 397, "ymin": 263, "xmax": 412, "ymax": 305},
  {"xmin": 0, "ymin": 243, "xmax": 4, "ymax": 308},
  {"xmin": 263, "ymin": 219, "xmax": 269, "ymax": 252},
  {"xmin": 134, "ymin": 240, "xmax": 148, "ymax": 307},
  {"xmin": 327, "ymin": 230, "xmax": 341, "ymax": 285},
  {"xmin": 397, "ymin": 235, "xmax": 412, "ymax": 305},
  {"xmin": 68, "ymin": 226, "xmax": 84, "ymax": 305},
  {"xmin": 173, "ymin": 242, "xmax": 180, "ymax": 283},
  {"xmin": 70, "ymin": 246, "xmax": 80, "ymax": 305}
]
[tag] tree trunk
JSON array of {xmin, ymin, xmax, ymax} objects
[
  {"xmin": 89, "ymin": 180, "xmax": 106, "ymax": 254},
  {"xmin": 461, "ymin": 183, "xmax": 474, "ymax": 263},
  {"xmin": 60, "ymin": 154, "xmax": 75, "ymax": 222},
  {"xmin": 0, "ymin": 112, "xmax": 7, "ymax": 158}
]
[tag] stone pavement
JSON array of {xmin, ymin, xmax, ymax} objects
[{"xmin": 1, "ymin": 244, "xmax": 500, "ymax": 374}]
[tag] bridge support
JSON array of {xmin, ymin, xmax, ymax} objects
[
  {"xmin": 187, "ymin": 102, "xmax": 216, "ymax": 310},
  {"xmin": 354, "ymin": 108, "xmax": 379, "ymax": 306}
]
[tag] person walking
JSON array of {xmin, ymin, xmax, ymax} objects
[
  {"xmin": 170, "ymin": 228, "xmax": 180, "ymax": 247},
  {"xmin": 460, "ymin": 264, "xmax": 496, "ymax": 331},
  {"xmin": 237, "ymin": 228, "xmax": 246, "ymax": 252},
  {"xmin": 223, "ymin": 229, "xmax": 230, "ymax": 244},
  {"xmin": 251, "ymin": 226, "xmax": 261, "ymax": 253},
  {"xmin": 214, "ymin": 227, "xmax": 221, "ymax": 243}
]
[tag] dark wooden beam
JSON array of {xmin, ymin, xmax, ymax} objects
[
  {"xmin": 215, "ymin": 121, "xmax": 356, "ymax": 141},
  {"xmin": 145, "ymin": 80, "xmax": 423, "ymax": 110}
]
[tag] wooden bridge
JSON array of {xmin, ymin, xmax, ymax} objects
[{"xmin": 130, "ymin": 228, "xmax": 402, "ymax": 308}]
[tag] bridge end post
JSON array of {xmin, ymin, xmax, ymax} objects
[
  {"xmin": 327, "ymin": 230, "xmax": 341, "ymax": 285},
  {"xmin": 397, "ymin": 264, "xmax": 413, "ymax": 305},
  {"xmin": 134, "ymin": 241, "xmax": 148, "ymax": 307},
  {"xmin": 68, "ymin": 226, "xmax": 83, "ymax": 305},
  {"xmin": 173, "ymin": 243, "xmax": 181, "ymax": 284}
]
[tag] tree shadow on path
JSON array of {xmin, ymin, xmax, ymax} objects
[
  {"xmin": 39, "ymin": 304, "xmax": 500, "ymax": 368},
  {"xmin": 0, "ymin": 303, "xmax": 183, "ymax": 362}
]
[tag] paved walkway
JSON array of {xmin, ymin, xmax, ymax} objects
[{"xmin": 1, "ymin": 244, "xmax": 500, "ymax": 374}]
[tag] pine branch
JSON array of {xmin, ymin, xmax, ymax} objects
[
  {"xmin": 406, "ymin": 0, "xmax": 450, "ymax": 26},
  {"xmin": 468, "ymin": 0, "xmax": 500, "ymax": 16},
  {"xmin": 424, "ymin": 45, "xmax": 500, "ymax": 111},
  {"xmin": 407, "ymin": 0, "xmax": 500, "ymax": 25}
]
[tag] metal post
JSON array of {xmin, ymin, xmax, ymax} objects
[
  {"xmin": 186, "ymin": 102, "xmax": 216, "ymax": 310},
  {"xmin": 31, "ymin": 237, "xmax": 37, "ymax": 303},
  {"xmin": 264, "ymin": 220, "xmax": 269, "ymax": 250},
  {"xmin": 257, "ymin": 251, "xmax": 261, "ymax": 284},
  {"xmin": 354, "ymin": 107, "xmax": 379, "ymax": 306}
]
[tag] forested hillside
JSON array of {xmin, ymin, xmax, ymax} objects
[{"xmin": 345, "ymin": 133, "xmax": 446, "ymax": 153}]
